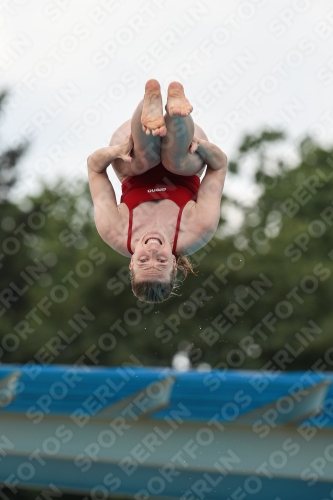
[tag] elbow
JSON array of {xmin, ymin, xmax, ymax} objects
[
  {"xmin": 209, "ymin": 151, "xmax": 228, "ymax": 172},
  {"xmin": 221, "ymin": 152, "xmax": 228, "ymax": 170},
  {"xmin": 216, "ymin": 152, "xmax": 228, "ymax": 172},
  {"xmin": 87, "ymin": 154, "xmax": 98, "ymax": 172}
]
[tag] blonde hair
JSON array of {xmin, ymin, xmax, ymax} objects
[{"xmin": 130, "ymin": 254, "xmax": 197, "ymax": 303}]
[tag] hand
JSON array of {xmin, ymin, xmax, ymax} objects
[
  {"xmin": 117, "ymin": 134, "xmax": 134, "ymax": 163},
  {"xmin": 189, "ymin": 136, "xmax": 200, "ymax": 154}
]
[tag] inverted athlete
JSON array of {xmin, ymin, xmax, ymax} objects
[{"xmin": 87, "ymin": 79, "xmax": 227, "ymax": 303}]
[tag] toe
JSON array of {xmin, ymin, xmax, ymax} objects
[{"xmin": 145, "ymin": 79, "xmax": 161, "ymax": 92}]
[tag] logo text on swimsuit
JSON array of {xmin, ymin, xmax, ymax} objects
[{"xmin": 147, "ymin": 188, "xmax": 167, "ymax": 193}]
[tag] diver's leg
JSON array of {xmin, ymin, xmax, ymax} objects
[
  {"xmin": 161, "ymin": 82, "xmax": 206, "ymax": 176},
  {"xmin": 110, "ymin": 79, "xmax": 165, "ymax": 181}
]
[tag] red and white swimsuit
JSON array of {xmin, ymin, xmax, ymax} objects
[{"xmin": 120, "ymin": 164, "xmax": 200, "ymax": 255}]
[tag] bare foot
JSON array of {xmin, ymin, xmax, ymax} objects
[
  {"xmin": 165, "ymin": 82, "xmax": 193, "ymax": 117},
  {"xmin": 141, "ymin": 79, "xmax": 167, "ymax": 136}
]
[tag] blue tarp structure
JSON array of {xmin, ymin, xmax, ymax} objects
[{"xmin": 0, "ymin": 365, "xmax": 332, "ymax": 499}]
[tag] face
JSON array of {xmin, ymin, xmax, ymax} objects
[{"xmin": 129, "ymin": 233, "xmax": 177, "ymax": 282}]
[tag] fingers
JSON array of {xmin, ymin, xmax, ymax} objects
[
  {"xmin": 191, "ymin": 136, "xmax": 200, "ymax": 152},
  {"xmin": 189, "ymin": 139, "xmax": 199, "ymax": 154},
  {"xmin": 120, "ymin": 155, "xmax": 132, "ymax": 163}
]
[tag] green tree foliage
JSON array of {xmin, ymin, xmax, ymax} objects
[
  {"xmin": 1, "ymin": 132, "xmax": 333, "ymax": 373},
  {"xmin": 0, "ymin": 91, "xmax": 28, "ymax": 201}
]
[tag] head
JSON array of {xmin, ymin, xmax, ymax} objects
[{"xmin": 129, "ymin": 233, "xmax": 196, "ymax": 303}]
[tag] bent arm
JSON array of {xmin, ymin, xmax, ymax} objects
[
  {"xmin": 88, "ymin": 145, "xmax": 122, "ymax": 173},
  {"xmin": 196, "ymin": 138, "xmax": 227, "ymax": 207},
  {"xmin": 87, "ymin": 146, "xmax": 122, "ymax": 243},
  {"xmin": 88, "ymin": 134, "xmax": 133, "ymax": 198},
  {"xmin": 195, "ymin": 139, "xmax": 227, "ymax": 229},
  {"xmin": 88, "ymin": 133, "xmax": 133, "ymax": 173},
  {"xmin": 87, "ymin": 135, "xmax": 134, "ymax": 252},
  {"xmin": 182, "ymin": 145, "xmax": 227, "ymax": 254},
  {"xmin": 191, "ymin": 138, "xmax": 227, "ymax": 171},
  {"xmin": 87, "ymin": 146, "xmax": 121, "ymax": 208},
  {"xmin": 196, "ymin": 166, "xmax": 226, "ymax": 226}
]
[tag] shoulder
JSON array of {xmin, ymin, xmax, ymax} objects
[
  {"xmin": 95, "ymin": 203, "xmax": 131, "ymax": 257},
  {"xmin": 176, "ymin": 202, "xmax": 218, "ymax": 255},
  {"xmin": 175, "ymin": 167, "xmax": 226, "ymax": 254}
]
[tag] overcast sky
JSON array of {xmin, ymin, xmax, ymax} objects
[{"xmin": 1, "ymin": 0, "xmax": 332, "ymax": 202}]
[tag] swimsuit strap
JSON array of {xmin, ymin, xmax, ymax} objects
[
  {"xmin": 128, "ymin": 204, "xmax": 185, "ymax": 256},
  {"xmin": 172, "ymin": 206, "xmax": 184, "ymax": 255},
  {"xmin": 127, "ymin": 208, "xmax": 134, "ymax": 255}
]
